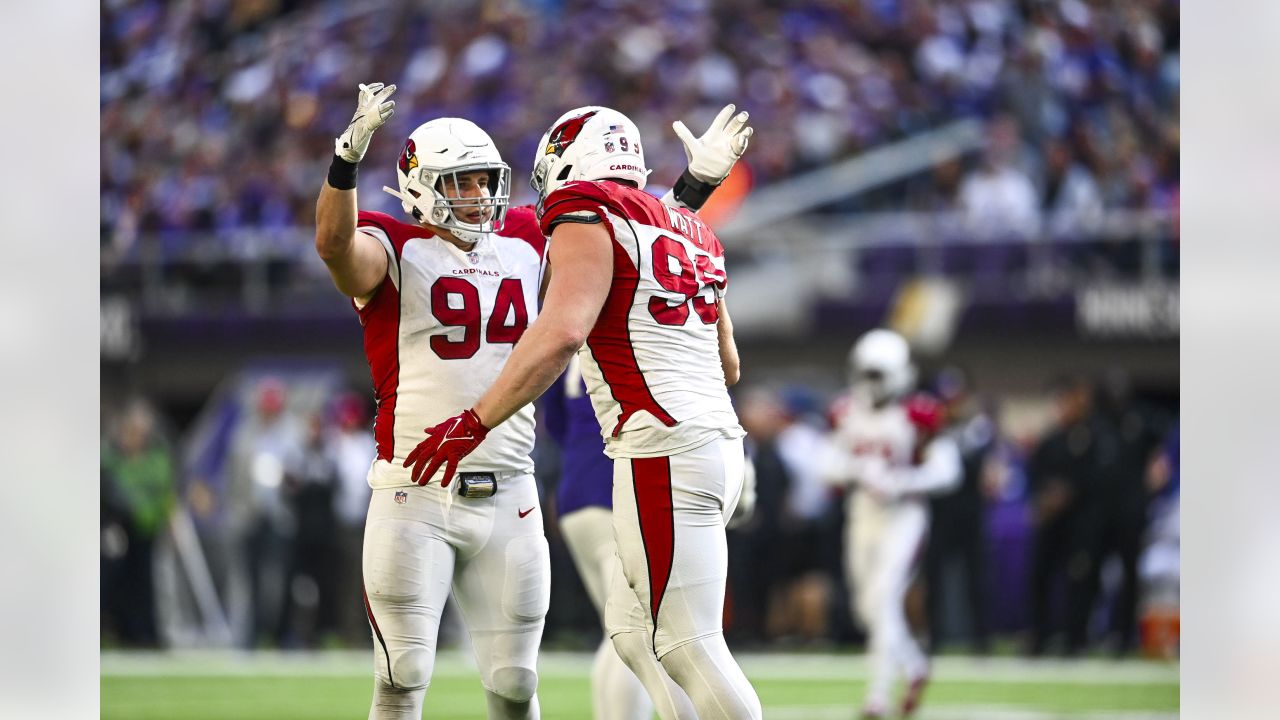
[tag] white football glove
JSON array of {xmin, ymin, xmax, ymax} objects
[
  {"xmin": 334, "ymin": 82, "xmax": 397, "ymax": 164},
  {"xmin": 672, "ymin": 103, "xmax": 754, "ymax": 185}
]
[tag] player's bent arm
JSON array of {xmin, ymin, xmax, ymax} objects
[
  {"xmin": 816, "ymin": 439, "xmax": 860, "ymax": 487},
  {"xmin": 314, "ymin": 182, "xmax": 388, "ymax": 300},
  {"xmin": 538, "ymin": 255, "xmax": 553, "ymax": 305},
  {"xmin": 887, "ymin": 436, "xmax": 963, "ymax": 495},
  {"xmin": 717, "ymin": 297, "xmax": 740, "ymax": 386},
  {"xmin": 472, "ymin": 221, "xmax": 614, "ymax": 428}
]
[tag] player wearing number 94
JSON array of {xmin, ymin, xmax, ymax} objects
[
  {"xmin": 314, "ymin": 82, "xmax": 752, "ymax": 720},
  {"xmin": 405, "ymin": 105, "xmax": 762, "ymax": 720}
]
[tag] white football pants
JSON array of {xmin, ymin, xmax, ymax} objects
[
  {"xmin": 561, "ymin": 507, "xmax": 661, "ymax": 720},
  {"xmin": 362, "ymin": 475, "xmax": 550, "ymax": 719},
  {"xmin": 607, "ymin": 436, "xmax": 762, "ymax": 720},
  {"xmin": 846, "ymin": 491, "xmax": 930, "ymax": 713}
]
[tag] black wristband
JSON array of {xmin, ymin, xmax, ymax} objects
[
  {"xmin": 671, "ymin": 168, "xmax": 718, "ymax": 211},
  {"xmin": 327, "ymin": 155, "xmax": 359, "ymax": 190}
]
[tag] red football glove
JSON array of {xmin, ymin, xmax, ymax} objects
[
  {"xmin": 403, "ymin": 409, "xmax": 490, "ymax": 487},
  {"xmin": 905, "ymin": 393, "xmax": 945, "ymax": 435}
]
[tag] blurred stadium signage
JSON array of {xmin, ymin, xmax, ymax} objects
[{"xmin": 1076, "ymin": 283, "xmax": 1179, "ymax": 339}]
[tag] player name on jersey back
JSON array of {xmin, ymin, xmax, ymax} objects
[
  {"xmin": 539, "ymin": 180, "xmax": 744, "ymax": 459},
  {"xmin": 354, "ymin": 208, "xmax": 546, "ymax": 488}
]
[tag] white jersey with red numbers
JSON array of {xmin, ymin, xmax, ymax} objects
[
  {"xmin": 353, "ymin": 206, "xmax": 546, "ymax": 489},
  {"xmin": 829, "ymin": 390, "xmax": 920, "ymax": 482},
  {"xmin": 538, "ymin": 180, "xmax": 744, "ymax": 459}
]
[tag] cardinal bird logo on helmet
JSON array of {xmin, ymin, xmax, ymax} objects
[
  {"xmin": 398, "ymin": 138, "xmax": 419, "ymax": 175},
  {"xmin": 545, "ymin": 111, "xmax": 598, "ymax": 157}
]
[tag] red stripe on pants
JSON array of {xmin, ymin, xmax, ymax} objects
[
  {"xmin": 363, "ymin": 584, "xmax": 395, "ymax": 688},
  {"xmin": 632, "ymin": 456, "xmax": 675, "ymax": 627}
]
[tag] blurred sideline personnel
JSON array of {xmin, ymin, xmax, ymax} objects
[
  {"xmin": 1076, "ymin": 369, "xmax": 1169, "ymax": 655},
  {"xmin": 924, "ymin": 367, "xmax": 995, "ymax": 653},
  {"xmin": 401, "ymin": 106, "xmax": 760, "ymax": 719},
  {"xmin": 822, "ymin": 330, "xmax": 961, "ymax": 719},
  {"xmin": 315, "ymin": 83, "xmax": 749, "ymax": 719},
  {"xmin": 101, "ymin": 398, "xmax": 176, "ymax": 647},
  {"xmin": 329, "ymin": 393, "xmax": 377, "ymax": 645},
  {"xmin": 1026, "ymin": 375, "xmax": 1095, "ymax": 656},
  {"xmin": 223, "ymin": 378, "xmax": 303, "ymax": 647}
]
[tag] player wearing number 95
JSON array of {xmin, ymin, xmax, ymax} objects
[
  {"xmin": 404, "ymin": 105, "xmax": 762, "ymax": 720},
  {"xmin": 314, "ymin": 82, "xmax": 751, "ymax": 720}
]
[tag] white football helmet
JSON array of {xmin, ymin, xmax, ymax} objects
[
  {"xmin": 850, "ymin": 329, "xmax": 916, "ymax": 405},
  {"xmin": 530, "ymin": 106, "xmax": 648, "ymax": 206},
  {"xmin": 383, "ymin": 118, "xmax": 510, "ymax": 245}
]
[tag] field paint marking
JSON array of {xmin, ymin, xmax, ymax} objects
[{"xmin": 101, "ymin": 649, "xmax": 1178, "ymax": 685}]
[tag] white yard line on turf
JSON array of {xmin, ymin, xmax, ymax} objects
[
  {"xmin": 100, "ymin": 649, "xmax": 1179, "ymax": 685},
  {"xmin": 766, "ymin": 706, "xmax": 1178, "ymax": 720}
]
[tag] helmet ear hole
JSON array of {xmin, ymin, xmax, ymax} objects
[{"xmin": 556, "ymin": 164, "xmax": 573, "ymax": 181}]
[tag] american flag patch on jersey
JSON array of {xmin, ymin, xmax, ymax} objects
[{"xmin": 394, "ymin": 491, "xmax": 408, "ymax": 504}]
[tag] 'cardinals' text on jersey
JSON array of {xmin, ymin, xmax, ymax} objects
[
  {"xmin": 539, "ymin": 180, "xmax": 743, "ymax": 459},
  {"xmin": 354, "ymin": 207, "xmax": 546, "ymax": 488}
]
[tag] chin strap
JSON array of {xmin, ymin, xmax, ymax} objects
[{"xmin": 382, "ymin": 185, "xmax": 411, "ymax": 204}]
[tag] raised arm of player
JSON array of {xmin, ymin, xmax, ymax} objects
[
  {"xmin": 717, "ymin": 298, "xmax": 740, "ymax": 386},
  {"xmin": 663, "ymin": 104, "xmax": 753, "ymax": 211},
  {"xmin": 314, "ymin": 82, "xmax": 397, "ymax": 300}
]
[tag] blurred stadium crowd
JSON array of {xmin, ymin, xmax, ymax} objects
[
  {"xmin": 101, "ymin": 0, "xmax": 1178, "ymax": 262},
  {"xmin": 103, "ymin": 369, "xmax": 1180, "ymax": 657}
]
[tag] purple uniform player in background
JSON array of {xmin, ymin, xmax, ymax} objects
[{"xmin": 542, "ymin": 355, "xmax": 659, "ymax": 720}]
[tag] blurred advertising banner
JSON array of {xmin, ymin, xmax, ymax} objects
[{"xmin": 1076, "ymin": 283, "xmax": 1179, "ymax": 339}]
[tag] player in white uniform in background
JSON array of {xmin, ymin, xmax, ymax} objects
[
  {"xmin": 821, "ymin": 329, "xmax": 962, "ymax": 719},
  {"xmin": 402, "ymin": 106, "xmax": 761, "ymax": 720}
]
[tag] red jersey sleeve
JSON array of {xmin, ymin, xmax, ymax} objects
[
  {"xmin": 538, "ymin": 181, "xmax": 624, "ymax": 236},
  {"xmin": 356, "ymin": 210, "xmax": 415, "ymax": 261},
  {"xmin": 498, "ymin": 205, "xmax": 547, "ymax": 261}
]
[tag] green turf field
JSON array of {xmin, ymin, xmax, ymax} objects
[{"xmin": 101, "ymin": 650, "xmax": 1178, "ymax": 719}]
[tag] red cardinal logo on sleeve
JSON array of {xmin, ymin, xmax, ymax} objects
[
  {"xmin": 545, "ymin": 111, "xmax": 598, "ymax": 157},
  {"xmin": 398, "ymin": 138, "xmax": 418, "ymax": 174}
]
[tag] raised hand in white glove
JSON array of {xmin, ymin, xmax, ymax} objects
[
  {"xmin": 672, "ymin": 103, "xmax": 753, "ymax": 185},
  {"xmin": 335, "ymin": 82, "xmax": 397, "ymax": 164}
]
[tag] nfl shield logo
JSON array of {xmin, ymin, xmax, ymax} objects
[
  {"xmin": 394, "ymin": 491, "xmax": 408, "ymax": 505},
  {"xmin": 467, "ymin": 252, "xmax": 479, "ymax": 265}
]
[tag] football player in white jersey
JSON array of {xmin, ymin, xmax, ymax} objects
[
  {"xmin": 821, "ymin": 329, "xmax": 962, "ymax": 719},
  {"xmin": 315, "ymin": 84, "xmax": 750, "ymax": 720},
  {"xmin": 402, "ymin": 106, "xmax": 762, "ymax": 720}
]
